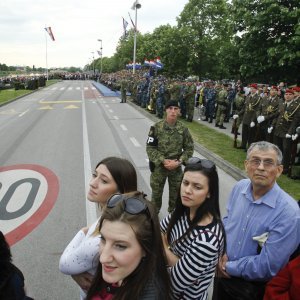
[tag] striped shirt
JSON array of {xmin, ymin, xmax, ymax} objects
[{"xmin": 161, "ymin": 212, "xmax": 224, "ymax": 300}]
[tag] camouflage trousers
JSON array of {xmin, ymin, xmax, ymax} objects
[{"xmin": 150, "ymin": 164, "xmax": 182, "ymax": 213}]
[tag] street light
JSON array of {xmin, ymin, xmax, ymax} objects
[
  {"xmin": 91, "ymin": 51, "xmax": 95, "ymax": 76},
  {"xmin": 97, "ymin": 39, "xmax": 103, "ymax": 77},
  {"xmin": 131, "ymin": 0, "xmax": 141, "ymax": 74}
]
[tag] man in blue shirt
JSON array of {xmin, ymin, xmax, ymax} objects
[{"xmin": 213, "ymin": 141, "xmax": 300, "ymax": 300}]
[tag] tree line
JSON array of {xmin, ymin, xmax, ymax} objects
[{"xmin": 90, "ymin": 0, "xmax": 299, "ymax": 84}]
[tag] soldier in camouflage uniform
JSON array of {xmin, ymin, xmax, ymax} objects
[
  {"xmin": 204, "ymin": 82, "xmax": 217, "ymax": 123},
  {"xmin": 156, "ymin": 79, "xmax": 165, "ymax": 118},
  {"xmin": 185, "ymin": 81, "xmax": 197, "ymax": 122},
  {"xmin": 146, "ymin": 100, "xmax": 194, "ymax": 213},
  {"xmin": 215, "ymin": 84, "xmax": 229, "ymax": 129},
  {"xmin": 232, "ymin": 89, "xmax": 246, "ymax": 135},
  {"xmin": 120, "ymin": 79, "xmax": 127, "ymax": 103}
]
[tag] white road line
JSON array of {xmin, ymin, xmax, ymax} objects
[
  {"xmin": 105, "ymin": 104, "xmax": 109, "ymax": 107},
  {"xmin": 60, "ymin": 87, "xmax": 65, "ymax": 90},
  {"xmin": 18, "ymin": 109, "xmax": 29, "ymax": 117},
  {"xmin": 130, "ymin": 137, "xmax": 141, "ymax": 147},
  {"xmin": 108, "ymin": 109, "xmax": 113, "ymax": 113},
  {"xmin": 68, "ymin": 87, "xmax": 72, "ymax": 90},
  {"xmin": 120, "ymin": 124, "xmax": 127, "ymax": 131},
  {"xmin": 81, "ymin": 89, "xmax": 98, "ymax": 225},
  {"xmin": 51, "ymin": 87, "xmax": 57, "ymax": 90},
  {"xmin": 113, "ymin": 116, "xmax": 119, "ymax": 120},
  {"xmin": 84, "ymin": 87, "xmax": 88, "ymax": 90},
  {"xmin": 92, "ymin": 87, "xmax": 96, "ymax": 90},
  {"xmin": 76, "ymin": 87, "xmax": 80, "ymax": 90}
]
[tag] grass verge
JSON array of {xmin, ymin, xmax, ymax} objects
[{"xmin": 0, "ymin": 80, "xmax": 59, "ymax": 105}]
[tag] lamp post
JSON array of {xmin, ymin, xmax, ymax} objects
[
  {"xmin": 91, "ymin": 51, "xmax": 95, "ymax": 77},
  {"xmin": 131, "ymin": 0, "xmax": 141, "ymax": 74},
  {"xmin": 97, "ymin": 39, "xmax": 103, "ymax": 77}
]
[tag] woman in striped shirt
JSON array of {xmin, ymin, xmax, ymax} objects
[{"xmin": 161, "ymin": 157, "xmax": 225, "ymax": 299}]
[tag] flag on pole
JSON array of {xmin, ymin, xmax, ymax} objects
[
  {"xmin": 45, "ymin": 27, "xmax": 55, "ymax": 41},
  {"xmin": 128, "ymin": 12, "xmax": 135, "ymax": 30},
  {"xmin": 122, "ymin": 17, "xmax": 129, "ymax": 37}
]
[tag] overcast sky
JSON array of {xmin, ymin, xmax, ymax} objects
[{"xmin": 0, "ymin": 0, "xmax": 188, "ymax": 69}]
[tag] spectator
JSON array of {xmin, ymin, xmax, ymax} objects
[
  {"xmin": 161, "ymin": 157, "xmax": 225, "ymax": 299},
  {"xmin": 0, "ymin": 231, "xmax": 33, "ymax": 300},
  {"xmin": 213, "ymin": 141, "xmax": 300, "ymax": 300},
  {"xmin": 146, "ymin": 100, "xmax": 194, "ymax": 213},
  {"xmin": 59, "ymin": 157, "xmax": 137, "ymax": 300},
  {"xmin": 86, "ymin": 192, "xmax": 172, "ymax": 300}
]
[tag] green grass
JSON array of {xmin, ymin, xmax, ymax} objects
[
  {"xmin": 0, "ymin": 80, "xmax": 59, "ymax": 105},
  {"xmin": 182, "ymin": 119, "xmax": 300, "ymax": 200}
]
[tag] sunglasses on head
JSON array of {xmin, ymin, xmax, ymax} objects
[
  {"xmin": 186, "ymin": 157, "xmax": 215, "ymax": 170},
  {"xmin": 106, "ymin": 193, "xmax": 149, "ymax": 215}
]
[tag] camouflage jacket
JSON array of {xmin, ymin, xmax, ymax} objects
[{"xmin": 146, "ymin": 120, "xmax": 194, "ymax": 167}]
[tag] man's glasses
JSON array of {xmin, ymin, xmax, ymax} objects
[
  {"xmin": 106, "ymin": 194, "xmax": 148, "ymax": 215},
  {"xmin": 247, "ymin": 158, "xmax": 277, "ymax": 169},
  {"xmin": 186, "ymin": 157, "xmax": 215, "ymax": 170}
]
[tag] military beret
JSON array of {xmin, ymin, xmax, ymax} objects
[
  {"xmin": 250, "ymin": 84, "xmax": 258, "ymax": 89},
  {"xmin": 165, "ymin": 100, "xmax": 180, "ymax": 109},
  {"xmin": 292, "ymin": 86, "xmax": 300, "ymax": 92},
  {"xmin": 270, "ymin": 85, "xmax": 278, "ymax": 90},
  {"xmin": 285, "ymin": 89, "xmax": 294, "ymax": 94}
]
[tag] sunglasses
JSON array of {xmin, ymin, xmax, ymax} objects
[
  {"xmin": 186, "ymin": 157, "xmax": 215, "ymax": 170},
  {"xmin": 106, "ymin": 194, "xmax": 149, "ymax": 215}
]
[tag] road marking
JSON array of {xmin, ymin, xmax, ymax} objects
[
  {"xmin": 84, "ymin": 87, "xmax": 88, "ymax": 90},
  {"xmin": 81, "ymin": 89, "xmax": 98, "ymax": 225},
  {"xmin": 64, "ymin": 105, "xmax": 79, "ymax": 109},
  {"xmin": 38, "ymin": 106, "xmax": 53, "ymax": 110},
  {"xmin": 51, "ymin": 87, "xmax": 57, "ymax": 90},
  {"xmin": 18, "ymin": 109, "xmax": 29, "ymax": 117},
  {"xmin": 0, "ymin": 164, "xmax": 59, "ymax": 246},
  {"xmin": 105, "ymin": 104, "xmax": 109, "ymax": 108},
  {"xmin": 113, "ymin": 116, "xmax": 119, "ymax": 120},
  {"xmin": 39, "ymin": 100, "xmax": 82, "ymax": 104},
  {"xmin": 60, "ymin": 87, "xmax": 65, "ymax": 90},
  {"xmin": 108, "ymin": 109, "xmax": 113, "ymax": 113},
  {"xmin": 92, "ymin": 87, "xmax": 96, "ymax": 90},
  {"xmin": 68, "ymin": 87, "xmax": 72, "ymax": 90},
  {"xmin": 130, "ymin": 137, "xmax": 141, "ymax": 147},
  {"xmin": 120, "ymin": 124, "xmax": 127, "ymax": 131},
  {"xmin": 76, "ymin": 87, "xmax": 80, "ymax": 90}
]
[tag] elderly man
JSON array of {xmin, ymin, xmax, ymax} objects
[{"xmin": 213, "ymin": 141, "xmax": 300, "ymax": 300}]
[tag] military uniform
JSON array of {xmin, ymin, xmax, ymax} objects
[
  {"xmin": 205, "ymin": 86, "xmax": 217, "ymax": 122},
  {"xmin": 146, "ymin": 118, "xmax": 194, "ymax": 212},
  {"xmin": 120, "ymin": 80, "xmax": 127, "ymax": 103},
  {"xmin": 156, "ymin": 81, "xmax": 165, "ymax": 118},
  {"xmin": 257, "ymin": 94, "xmax": 281, "ymax": 141},
  {"xmin": 215, "ymin": 87, "xmax": 229, "ymax": 128},
  {"xmin": 273, "ymin": 96, "xmax": 300, "ymax": 172},
  {"xmin": 240, "ymin": 89, "xmax": 261, "ymax": 149},
  {"xmin": 185, "ymin": 83, "xmax": 196, "ymax": 122},
  {"xmin": 232, "ymin": 91, "xmax": 246, "ymax": 133}
]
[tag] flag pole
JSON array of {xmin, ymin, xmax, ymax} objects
[{"xmin": 45, "ymin": 26, "xmax": 48, "ymax": 81}]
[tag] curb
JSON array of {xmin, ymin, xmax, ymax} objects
[{"xmin": 126, "ymin": 99, "xmax": 247, "ymax": 181}]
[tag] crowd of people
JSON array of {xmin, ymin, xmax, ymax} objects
[{"xmin": 1, "ymin": 68, "xmax": 299, "ymax": 300}]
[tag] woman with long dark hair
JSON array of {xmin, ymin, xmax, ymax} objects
[
  {"xmin": 161, "ymin": 157, "xmax": 226, "ymax": 299},
  {"xmin": 86, "ymin": 191, "xmax": 171, "ymax": 300}
]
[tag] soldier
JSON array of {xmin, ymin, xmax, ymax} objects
[
  {"xmin": 179, "ymin": 81, "xmax": 187, "ymax": 119},
  {"xmin": 185, "ymin": 81, "xmax": 197, "ymax": 122},
  {"xmin": 120, "ymin": 79, "xmax": 127, "ymax": 103},
  {"xmin": 156, "ymin": 79, "xmax": 165, "ymax": 119},
  {"xmin": 204, "ymin": 81, "xmax": 217, "ymax": 123},
  {"xmin": 238, "ymin": 84, "xmax": 262, "ymax": 150},
  {"xmin": 215, "ymin": 84, "xmax": 229, "ymax": 129},
  {"xmin": 146, "ymin": 100, "xmax": 194, "ymax": 213},
  {"xmin": 148, "ymin": 79, "xmax": 158, "ymax": 114},
  {"xmin": 256, "ymin": 86, "xmax": 281, "ymax": 141},
  {"xmin": 224, "ymin": 83, "xmax": 236, "ymax": 122},
  {"xmin": 270, "ymin": 89, "xmax": 300, "ymax": 174},
  {"xmin": 232, "ymin": 89, "xmax": 246, "ymax": 135}
]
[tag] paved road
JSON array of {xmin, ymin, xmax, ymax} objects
[{"xmin": 0, "ymin": 80, "xmax": 238, "ymax": 299}]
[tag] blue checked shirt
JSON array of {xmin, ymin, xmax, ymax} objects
[{"xmin": 223, "ymin": 179, "xmax": 300, "ymax": 281}]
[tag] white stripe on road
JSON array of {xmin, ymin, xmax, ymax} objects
[
  {"xmin": 18, "ymin": 109, "xmax": 29, "ymax": 117},
  {"xmin": 60, "ymin": 87, "xmax": 65, "ymax": 90},
  {"xmin": 108, "ymin": 109, "xmax": 113, "ymax": 113},
  {"xmin": 113, "ymin": 116, "xmax": 119, "ymax": 120},
  {"xmin": 68, "ymin": 87, "xmax": 72, "ymax": 90},
  {"xmin": 76, "ymin": 87, "xmax": 80, "ymax": 90},
  {"xmin": 82, "ymin": 89, "xmax": 98, "ymax": 225},
  {"xmin": 84, "ymin": 87, "xmax": 88, "ymax": 90},
  {"xmin": 120, "ymin": 124, "xmax": 127, "ymax": 131},
  {"xmin": 130, "ymin": 137, "xmax": 141, "ymax": 147}
]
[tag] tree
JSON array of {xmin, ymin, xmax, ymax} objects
[{"xmin": 232, "ymin": 0, "xmax": 300, "ymax": 84}]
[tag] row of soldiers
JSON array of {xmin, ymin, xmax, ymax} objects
[{"xmin": 100, "ymin": 71, "xmax": 299, "ymax": 177}]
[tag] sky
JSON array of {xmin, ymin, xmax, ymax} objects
[{"xmin": 0, "ymin": 0, "xmax": 188, "ymax": 69}]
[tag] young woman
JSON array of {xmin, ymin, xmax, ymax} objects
[
  {"xmin": 86, "ymin": 191, "xmax": 171, "ymax": 300},
  {"xmin": 59, "ymin": 157, "xmax": 137, "ymax": 299},
  {"xmin": 161, "ymin": 157, "xmax": 226, "ymax": 299}
]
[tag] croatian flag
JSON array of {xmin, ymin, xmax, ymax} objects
[
  {"xmin": 144, "ymin": 59, "xmax": 150, "ymax": 66},
  {"xmin": 155, "ymin": 57, "xmax": 163, "ymax": 69},
  {"xmin": 45, "ymin": 27, "xmax": 55, "ymax": 41}
]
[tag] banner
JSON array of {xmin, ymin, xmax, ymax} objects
[
  {"xmin": 122, "ymin": 17, "xmax": 129, "ymax": 37},
  {"xmin": 45, "ymin": 27, "xmax": 55, "ymax": 41}
]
